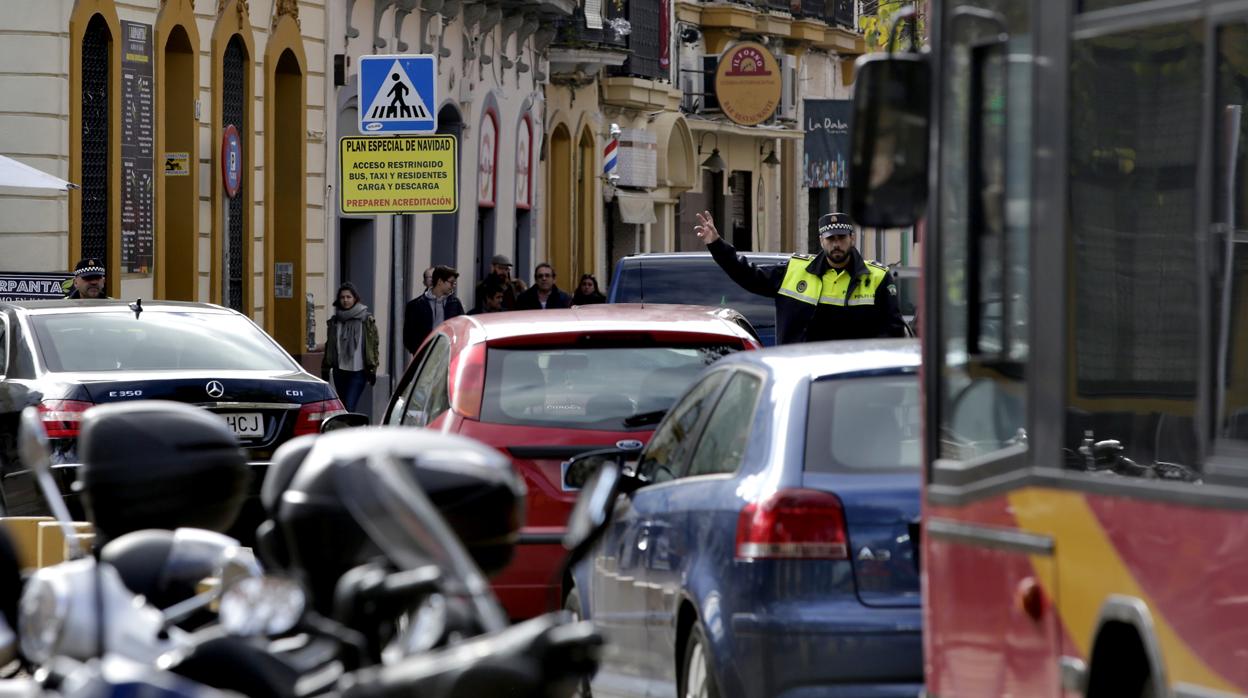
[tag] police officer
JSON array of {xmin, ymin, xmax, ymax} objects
[
  {"xmin": 64, "ymin": 258, "xmax": 110, "ymax": 299},
  {"xmin": 694, "ymin": 210, "xmax": 905, "ymax": 343}
]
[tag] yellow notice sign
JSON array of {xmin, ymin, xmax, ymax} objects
[{"xmin": 340, "ymin": 135, "xmax": 458, "ymax": 214}]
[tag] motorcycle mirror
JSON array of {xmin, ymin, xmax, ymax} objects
[
  {"xmin": 562, "ymin": 460, "xmax": 623, "ymax": 563},
  {"xmin": 563, "ymin": 446, "xmax": 640, "ymax": 490},
  {"xmin": 19, "ymin": 406, "xmax": 85, "ymax": 560},
  {"xmin": 320, "ymin": 413, "xmax": 370, "ymax": 433}
]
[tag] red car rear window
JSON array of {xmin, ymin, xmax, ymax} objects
[{"xmin": 480, "ymin": 344, "xmax": 738, "ymax": 430}]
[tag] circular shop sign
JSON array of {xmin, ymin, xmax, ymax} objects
[
  {"xmin": 714, "ymin": 42, "xmax": 783, "ymax": 127},
  {"xmin": 221, "ymin": 124, "xmax": 242, "ymax": 199}
]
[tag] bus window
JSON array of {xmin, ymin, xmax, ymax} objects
[
  {"xmin": 1213, "ymin": 23, "xmax": 1248, "ymax": 450},
  {"xmin": 937, "ymin": 2, "xmax": 1031, "ymax": 463},
  {"xmin": 1065, "ymin": 22, "xmax": 1203, "ymax": 481}
]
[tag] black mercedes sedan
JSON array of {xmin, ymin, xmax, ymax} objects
[{"xmin": 0, "ymin": 300, "xmax": 342, "ymax": 523}]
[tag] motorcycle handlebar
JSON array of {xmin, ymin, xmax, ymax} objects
[{"xmin": 337, "ymin": 612, "xmax": 602, "ymax": 698}]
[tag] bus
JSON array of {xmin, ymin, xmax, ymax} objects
[{"xmin": 850, "ymin": 2, "xmax": 1248, "ymax": 697}]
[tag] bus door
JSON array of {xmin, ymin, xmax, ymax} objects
[{"xmin": 917, "ymin": 2, "xmax": 1060, "ymax": 696}]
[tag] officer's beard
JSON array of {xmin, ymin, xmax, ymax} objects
[{"xmin": 828, "ymin": 248, "xmax": 849, "ymax": 267}]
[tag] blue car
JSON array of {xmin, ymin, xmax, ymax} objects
[{"xmin": 567, "ymin": 339, "xmax": 924, "ymax": 698}]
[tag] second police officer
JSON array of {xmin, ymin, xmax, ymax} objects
[{"xmin": 694, "ymin": 210, "xmax": 906, "ymax": 344}]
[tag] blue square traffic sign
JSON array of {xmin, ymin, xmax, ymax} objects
[{"xmin": 358, "ymin": 54, "xmax": 437, "ymax": 134}]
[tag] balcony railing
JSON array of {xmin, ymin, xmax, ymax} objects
[
  {"xmin": 552, "ymin": 2, "xmax": 629, "ymax": 49},
  {"xmin": 604, "ymin": 0, "xmax": 668, "ymax": 81},
  {"xmin": 788, "ymin": 0, "xmax": 857, "ymax": 26}
]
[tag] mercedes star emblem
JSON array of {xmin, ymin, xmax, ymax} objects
[{"xmin": 205, "ymin": 380, "xmax": 225, "ymax": 399}]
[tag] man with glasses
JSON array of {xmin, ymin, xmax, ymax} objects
[
  {"xmin": 515, "ymin": 263, "xmax": 571, "ymax": 310},
  {"xmin": 404, "ymin": 265, "xmax": 464, "ymax": 353}
]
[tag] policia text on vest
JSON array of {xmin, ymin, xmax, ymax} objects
[{"xmin": 706, "ymin": 238, "xmax": 907, "ymax": 344}]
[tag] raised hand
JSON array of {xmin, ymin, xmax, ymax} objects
[{"xmin": 694, "ymin": 210, "xmax": 720, "ymax": 244}]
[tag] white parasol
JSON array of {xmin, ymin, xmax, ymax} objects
[{"xmin": 0, "ymin": 154, "xmax": 77, "ymax": 191}]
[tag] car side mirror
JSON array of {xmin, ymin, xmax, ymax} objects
[
  {"xmin": 849, "ymin": 52, "xmax": 931, "ymax": 229},
  {"xmin": 320, "ymin": 412, "xmax": 370, "ymax": 433}
]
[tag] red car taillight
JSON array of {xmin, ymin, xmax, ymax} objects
[
  {"xmin": 294, "ymin": 398, "xmax": 346, "ymax": 437},
  {"xmin": 37, "ymin": 400, "xmax": 95, "ymax": 438},
  {"xmin": 735, "ymin": 489, "xmax": 849, "ymax": 561}
]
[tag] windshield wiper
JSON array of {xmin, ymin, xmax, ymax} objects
[{"xmin": 623, "ymin": 409, "xmax": 667, "ymax": 427}]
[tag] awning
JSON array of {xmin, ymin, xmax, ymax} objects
[
  {"xmin": 616, "ymin": 192, "xmax": 657, "ymax": 224},
  {"xmin": 0, "ymin": 155, "xmax": 76, "ymax": 191}
]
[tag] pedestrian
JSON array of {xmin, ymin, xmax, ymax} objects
[
  {"xmin": 572, "ymin": 274, "xmax": 606, "ymax": 305},
  {"xmin": 64, "ymin": 258, "xmax": 111, "ymax": 299},
  {"xmin": 510, "ymin": 278, "xmax": 528, "ymax": 298},
  {"xmin": 515, "ymin": 263, "xmax": 572, "ymax": 310},
  {"xmin": 321, "ymin": 282, "xmax": 379, "ymax": 412},
  {"xmin": 474, "ymin": 254, "xmax": 517, "ymax": 312},
  {"xmin": 470, "ymin": 278, "xmax": 507, "ymax": 315},
  {"xmin": 404, "ymin": 265, "xmax": 464, "ymax": 353},
  {"xmin": 694, "ymin": 210, "xmax": 905, "ymax": 343},
  {"xmin": 422, "ymin": 266, "xmax": 435, "ymax": 291}
]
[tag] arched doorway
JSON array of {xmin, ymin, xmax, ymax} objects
[
  {"xmin": 268, "ymin": 47, "xmax": 305, "ymax": 355},
  {"xmin": 576, "ymin": 127, "xmax": 597, "ymax": 281},
  {"xmin": 514, "ymin": 114, "xmax": 534, "ymax": 280},
  {"xmin": 547, "ymin": 124, "xmax": 572, "ymax": 283},
  {"xmin": 432, "ymin": 105, "xmax": 463, "ymax": 269},
  {"xmin": 476, "ymin": 108, "xmax": 499, "ymax": 288},
  {"xmin": 157, "ymin": 21, "xmax": 197, "ymax": 300}
]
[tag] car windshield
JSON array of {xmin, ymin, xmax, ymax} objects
[
  {"xmin": 30, "ymin": 311, "xmax": 299, "ymax": 372},
  {"xmin": 614, "ymin": 259, "xmax": 778, "ymax": 330},
  {"xmin": 481, "ymin": 344, "xmax": 738, "ymax": 430},
  {"xmin": 805, "ymin": 373, "xmax": 922, "ymax": 471}
]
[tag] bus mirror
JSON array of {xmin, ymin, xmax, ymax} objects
[{"xmin": 849, "ymin": 53, "xmax": 931, "ymax": 229}]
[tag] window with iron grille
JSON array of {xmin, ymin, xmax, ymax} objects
[
  {"xmin": 81, "ymin": 15, "xmax": 110, "ymax": 267},
  {"xmin": 223, "ymin": 36, "xmax": 245, "ymax": 312},
  {"xmin": 607, "ymin": 0, "xmax": 665, "ymax": 81},
  {"xmin": 834, "ymin": 0, "xmax": 854, "ymax": 27}
]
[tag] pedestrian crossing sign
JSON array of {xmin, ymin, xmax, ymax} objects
[{"xmin": 358, "ymin": 54, "xmax": 437, "ymax": 135}]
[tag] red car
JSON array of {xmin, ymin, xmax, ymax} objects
[{"xmin": 382, "ymin": 304, "xmax": 760, "ymax": 619}]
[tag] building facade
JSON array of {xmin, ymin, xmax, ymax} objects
[{"xmin": 0, "ymin": 0, "xmax": 326, "ymax": 358}]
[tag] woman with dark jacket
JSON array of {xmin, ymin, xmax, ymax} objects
[
  {"xmin": 572, "ymin": 274, "xmax": 607, "ymax": 305},
  {"xmin": 321, "ymin": 282, "xmax": 380, "ymax": 412}
]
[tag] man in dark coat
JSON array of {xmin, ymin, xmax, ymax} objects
[
  {"xmin": 403, "ymin": 265, "xmax": 464, "ymax": 353},
  {"xmin": 473, "ymin": 254, "xmax": 517, "ymax": 312},
  {"xmin": 515, "ymin": 263, "xmax": 572, "ymax": 310},
  {"xmin": 695, "ymin": 210, "xmax": 905, "ymax": 344}
]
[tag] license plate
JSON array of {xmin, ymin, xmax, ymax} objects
[{"xmin": 222, "ymin": 412, "xmax": 264, "ymax": 438}]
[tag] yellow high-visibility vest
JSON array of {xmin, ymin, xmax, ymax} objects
[{"xmin": 776, "ymin": 256, "xmax": 889, "ymax": 307}]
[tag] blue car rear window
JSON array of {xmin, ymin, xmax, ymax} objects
[
  {"xmin": 805, "ymin": 374, "xmax": 922, "ymax": 471},
  {"xmin": 613, "ymin": 259, "xmax": 778, "ymax": 330}
]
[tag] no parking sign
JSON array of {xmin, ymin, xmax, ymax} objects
[{"xmin": 221, "ymin": 124, "xmax": 242, "ymax": 198}]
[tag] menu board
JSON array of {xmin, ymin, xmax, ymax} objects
[{"xmin": 120, "ymin": 21, "xmax": 154, "ymax": 274}]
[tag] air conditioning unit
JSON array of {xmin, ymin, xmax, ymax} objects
[{"xmin": 778, "ymin": 54, "xmax": 797, "ymax": 121}]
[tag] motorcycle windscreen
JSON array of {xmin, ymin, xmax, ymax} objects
[{"xmin": 330, "ymin": 454, "xmax": 509, "ymax": 632}]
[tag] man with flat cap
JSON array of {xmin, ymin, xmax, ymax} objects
[
  {"xmin": 474, "ymin": 254, "xmax": 516, "ymax": 312},
  {"xmin": 694, "ymin": 210, "xmax": 905, "ymax": 344},
  {"xmin": 64, "ymin": 258, "xmax": 110, "ymax": 299}
]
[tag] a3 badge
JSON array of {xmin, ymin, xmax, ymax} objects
[{"xmin": 796, "ymin": 280, "xmax": 807, "ymax": 293}]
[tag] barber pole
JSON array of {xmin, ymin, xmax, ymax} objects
[{"xmin": 604, "ymin": 123, "xmax": 620, "ymax": 182}]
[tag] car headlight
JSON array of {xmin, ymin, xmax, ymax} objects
[{"xmin": 19, "ymin": 570, "xmax": 70, "ymax": 665}]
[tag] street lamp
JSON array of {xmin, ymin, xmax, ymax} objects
[{"xmin": 698, "ymin": 132, "xmax": 725, "ymax": 173}]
